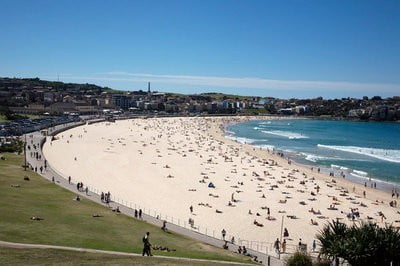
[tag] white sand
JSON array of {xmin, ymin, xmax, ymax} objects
[{"xmin": 43, "ymin": 117, "xmax": 400, "ymax": 251}]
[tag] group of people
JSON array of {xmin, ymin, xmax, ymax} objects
[
  {"xmin": 134, "ymin": 209, "xmax": 143, "ymax": 219},
  {"xmin": 100, "ymin": 191, "xmax": 111, "ymax": 203},
  {"xmin": 273, "ymin": 238, "xmax": 317, "ymax": 254},
  {"xmin": 273, "ymin": 238, "xmax": 287, "ymax": 253}
]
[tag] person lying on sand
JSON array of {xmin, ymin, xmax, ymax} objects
[
  {"xmin": 253, "ymin": 220, "xmax": 264, "ymax": 227},
  {"xmin": 228, "ymin": 201, "xmax": 236, "ymax": 207}
]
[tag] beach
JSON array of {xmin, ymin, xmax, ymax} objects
[{"xmin": 42, "ymin": 116, "xmax": 400, "ymax": 251}]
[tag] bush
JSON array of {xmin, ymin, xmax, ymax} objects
[
  {"xmin": 285, "ymin": 251, "xmax": 313, "ymax": 266},
  {"xmin": 313, "ymin": 258, "xmax": 331, "ymax": 266}
]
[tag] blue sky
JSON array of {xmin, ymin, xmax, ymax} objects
[{"xmin": 1, "ymin": 0, "xmax": 399, "ymax": 99}]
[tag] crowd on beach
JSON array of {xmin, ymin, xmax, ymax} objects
[{"xmin": 42, "ymin": 117, "xmax": 400, "ymax": 254}]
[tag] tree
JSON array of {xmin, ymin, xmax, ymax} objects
[{"xmin": 317, "ymin": 220, "xmax": 400, "ymax": 265}]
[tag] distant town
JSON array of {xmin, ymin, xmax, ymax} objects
[{"xmin": 1, "ymin": 77, "xmax": 399, "ymax": 121}]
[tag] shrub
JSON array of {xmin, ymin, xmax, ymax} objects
[{"xmin": 285, "ymin": 251, "xmax": 313, "ymax": 266}]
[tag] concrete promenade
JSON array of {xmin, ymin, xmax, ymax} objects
[{"xmin": 24, "ymin": 121, "xmax": 285, "ymax": 266}]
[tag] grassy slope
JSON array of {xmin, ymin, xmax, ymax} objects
[
  {"xmin": 0, "ymin": 153, "xmax": 252, "ymax": 264},
  {"xmin": 0, "ymin": 248, "xmax": 227, "ymax": 265}
]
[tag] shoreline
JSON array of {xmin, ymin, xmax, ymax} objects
[
  {"xmin": 221, "ymin": 118, "xmax": 400, "ymax": 195},
  {"xmin": 213, "ymin": 118, "xmax": 396, "ymax": 204}
]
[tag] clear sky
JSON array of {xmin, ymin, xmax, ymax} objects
[{"xmin": 1, "ymin": 0, "xmax": 399, "ymax": 99}]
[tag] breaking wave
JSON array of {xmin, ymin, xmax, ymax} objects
[
  {"xmin": 353, "ymin": 169, "xmax": 368, "ymax": 176},
  {"xmin": 317, "ymin": 144, "xmax": 400, "ymax": 163},
  {"xmin": 226, "ymin": 135, "xmax": 258, "ymax": 144},
  {"xmin": 301, "ymin": 152, "xmax": 369, "ymax": 163},
  {"xmin": 331, "ymin": 164, "xmax": 349, "ymax": 170},
  {"xmin": 261, "ymin": 130, "xmax": 309, "ymax": 139}
]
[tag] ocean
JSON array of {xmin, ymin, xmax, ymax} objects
[{"xmin": 226, "ymin": 119, "xmax": 400, "ymax": 189}]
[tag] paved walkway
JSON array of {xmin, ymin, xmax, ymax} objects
[
  {"xmin": 23, "ymin": 122, "xmax": 284, "ymax": 266},
  {"xmin": 0, "ymin": 240, "xmax": 253, "ymax": 265}
]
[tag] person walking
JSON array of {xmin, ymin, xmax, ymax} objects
[
  {"xmin": 274, "ymin": 238, "xmax": 280, "ymax": 253},
  {"xmin": 282, "ymin": 239, "xmax": 287, "ymax": 253},
  {"xmin": 142, "ymin": 232, "xmax": 152, "ymax": 256},
  {"xmin": 221, "ymin": 229, "xmax": 226, "ymax": 240},
  {"xmin": 312, "ymin": 239, "xmax": 317, "ymax": 252}
]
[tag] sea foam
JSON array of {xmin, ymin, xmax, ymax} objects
[
  {"xmin": 226, "ymin": 135, "xmax": 258, "ymax": 144},
  {"xmin": 353, "ymin": 169, "xmax": 368, "ymax": 176},
  {"xmin": 317, "ymin": 144, "xmax": 400, "ymax": 163},
  {"xmin": 261, "ymin": 130, "xmax": 309, "ymax": 139},
  {"xmin": 254, "ymin": 144, "xmax": 275, "ymax": 150}
]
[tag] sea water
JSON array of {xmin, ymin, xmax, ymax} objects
[{"xmin": 227, "ymin": 119, "xmax": 400, "ymax": 188}]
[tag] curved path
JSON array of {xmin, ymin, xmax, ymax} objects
[{"xmin": 0, "ymin": 240, "xmax": 252, "ymax": 265}]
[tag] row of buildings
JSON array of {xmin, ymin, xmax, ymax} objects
[{"xmin": 1, "ymin": 78, "xmax": 399, "ymax": 121}]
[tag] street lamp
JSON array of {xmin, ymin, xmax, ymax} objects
[{"xmin": 279, "ymin": 215, "xmax": 284, "ymax": 259}]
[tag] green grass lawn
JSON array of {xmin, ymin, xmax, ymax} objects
[
  {"xmin": 0, "ymin": 114, "xmax": 8, "ymax": 122},
  {"xmin": 0, "ymin": 248, "xmax": 231, "ymax": 265},
  {"xmin": 0, "ymin": 153, "xmax": 253, "ymax": 264},
  {"xmin": 0, "ymin": 113, "xmax": 43, "ymax": 122}
]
